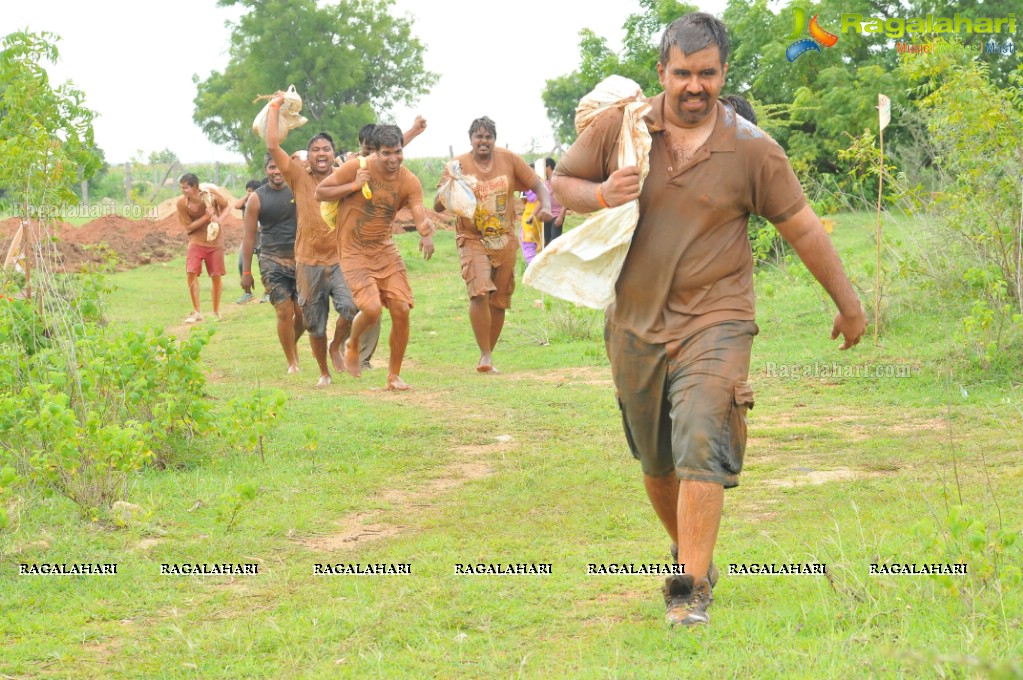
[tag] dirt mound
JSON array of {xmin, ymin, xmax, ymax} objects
[{"xmin": 2, "ymin": 197, "xmax": 456, "ymax": 272}]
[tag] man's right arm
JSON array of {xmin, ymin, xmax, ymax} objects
[
  {"xmin": 266, "ymin": 94, "xmax": 292, "ymax": 175},
  {"xmin": 240, "ymin": 192, "xmax": 261, "ymax": 293},
  {"xmin": 178, "ymin": 200, "xmax": 209, "ymax": 235},
  {"xmin": 552, "ymin": 166, "xmax": 641, "ymax": 213}
]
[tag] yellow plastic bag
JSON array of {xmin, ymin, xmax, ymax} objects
[
  {"xmin": 321, "ymin": 157, "xmax": 371, "ymax": 232},
  {"xmin": 523, "ymin": 76, "xmax": 651, "ymax": 309}
]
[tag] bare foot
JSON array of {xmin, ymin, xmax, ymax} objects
[
  {"xmin": 343, "ymin": 340, "xmax": 362, "ymax": 378},
  {"xmin": 478, "ymin": 366, "xmax": 500, "ymax": 375},
  {"xmin": 386, "ymin": 374, "xmax": 411, "ymax": 391},
  {"xmin": 329, "ymin": 346, "xmax": 344, "ymax": 373},
  {"xmin": 477, "ymin": 355, "xmax": 494, "ymax": 373},
  {"xmin": 316, "ymin": 374, "xmax": 331, "ymax": 388},
  {"xmin": 287, "ymin": 365, "xmax": 299, "ymax": 375}
]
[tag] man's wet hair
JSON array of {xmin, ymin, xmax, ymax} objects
[
  {"xmin": 306, "ymin": 131, "xmax": 334, "ymax": 152},
  {"xmin": 545, "ymin": 157, "xmax": 557, "ymax": 170},
  {"xmin": 370, "ymin": 124, "xmax": 403, "ymax": 150},
  {"xmin": 660, "ymin": 12, "xmax": 730, "ymax": 66},
  {"xmin": 722, "ymin": 94, "xmax": 757, "ymax": 124},
  {"xmin": 469, "ymin": 116, "xmax": 497, "ymax": 138},
  {"xmin": 245, "ymin": 180, "xmax": 262, "ymax": 191},
  {"xmin": 179, "ymin": 172, "xmax": 199, "ymax": 187},
  {"xmin": 263, "ymin": 151, "xmax": 276, "ymax": 168},
  {"xmin": 358, "ymin": 124, "xmax": 377, "ymax": 144}
]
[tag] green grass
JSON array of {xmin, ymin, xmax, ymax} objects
[{"xmin": 1, "ymin": 216, "xmax": 1021, "ymax": 678}]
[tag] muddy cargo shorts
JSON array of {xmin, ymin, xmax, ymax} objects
[
  {"xmin": 456, "ymin": 234, "xmax": 517, "ymax": 309},
  {"xmin": 259, "ymin": 255, "xmax": 298, "ymax": 307},
  {"xmin": 296, "ymin": 262, "xmax": 358, "ymax": 338},
  {"xmin": 605, "ymin": 320, "xmax": 758, "ymax": 488}
]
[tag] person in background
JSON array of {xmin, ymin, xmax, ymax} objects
[
  {"xmin": 435, "ymin": 116, "xmax": 552, "ymax": 375},
  {"xmin": 543, "ymin": 157, "xmax": 566, "ymax": 246},
  {"xmin": 519, "ymin": 189, "xmax": 542, "ymax": 264},
  {"xmin": 177, "ymin": 172, "xmax": 231, "ymax": 323},
  {"xmin": 235, "ymin": 179, "xmax": 264, "ymax": 303}
]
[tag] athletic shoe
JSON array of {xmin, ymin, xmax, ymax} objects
[
  {"xmin": 361, "ymin": 359, "xmax": 373, "ymax": 370},
  {"xmin": 211, "ymin": 312, "xmax": 223, "ymax": 322},
  {"xmin": 670, "ymin": 544, "xmax": 719, "ymax": 588},
  {"xmin": 259, "ymin": 294, "xmax": 270, "ymax": 303},
  {"xmin": 662, "ymin": 574, "xmax": 713, "ymax": 626},
  {"xmin": 183, "ymin": 311, "xmax": 203, "ymax": 324},
  {"xmin": 236, "ymin": 292, "xmax": 254, "ymax": 304}
]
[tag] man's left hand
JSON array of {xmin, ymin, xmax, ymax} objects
[
  {"xmin": 419, "ymin": 235, "xmax": 435, "ymax": 260},
  {"xmin": 831, "ymin": 309, "xmax": 867, "ymax": 350}
]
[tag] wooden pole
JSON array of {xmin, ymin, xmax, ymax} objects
[{"xmin": 874, "ymin": 126, "xmax": 884, "ymax": 345}]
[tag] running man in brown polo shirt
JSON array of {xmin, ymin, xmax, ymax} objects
[
  {"xmin": 265, "ymin": 92, "xmax": 359, "ymax": 387},
  {"xmin": 177, "ymin": 173, "xmax": 231, "ymax": 324},
  {"xmin": 553, "ymin": 13, "xmax": 865, "ymax": 626},
  {"xmin": 435, "ymin": 116, "xmax": 552, "ymax": 374},
  {"xmin": 315, "ymin": 124, "xmax": 435, "ymax": 391}
]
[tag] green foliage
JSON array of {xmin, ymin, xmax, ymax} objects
[
  {"xmin": 215, "ymin": 482, "xmax": 258, "ymax": 532},
  {"xmin": 404, "ymin": 157, "xmax": 445, "ymax": 197},
  {"xmin": 913, "ymin": 505, "xmax": 1022, "ymax": 600},
  {"xmin": 0, "ymin": 31, "xmax": 101, "ymax": 216},
  {"xmin": 542, "ymin": 0, "xmax": 696, "ymax": 145},
  {"xmin": 194, "ymin": 0, "xmax": 437, "ymax": 170}
]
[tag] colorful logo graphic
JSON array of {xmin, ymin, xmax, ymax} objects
[{"xmin": 787, "ymin": 8, "xmax": 840, "ymax": 62}]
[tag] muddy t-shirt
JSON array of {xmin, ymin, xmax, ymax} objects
[
  {"xmin": 253, "ymin": 183, "xmax": 297, "ymax": 260},
  {"xmin": 450, "ymin": 147, "xmax": 537, "ymax": 251},
  {"xmin": 177, "ymin": 189, "xmax": 227, "ymax": 249},
  {"xmin": 556, "ymin": 95, "xmax": 806, "ymax": 343},
  {"xmin": 333, "ymin": 156, "xmax": 423, "ymax": 276},
  {"xmin": 283, "ymin": 163, "xmax": 339, "ymax": 266}
]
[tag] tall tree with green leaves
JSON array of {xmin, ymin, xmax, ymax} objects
[
  {"xmin": 0, "ymin": 31, "xmax": 101, "ymax": 295},
  {"xmin": 542, "ymin": 0, "xmax": 696, "ymax": 146},
  {"xmin": 193, "ymin": 0, "xmax": 437, "ymax": 169}
]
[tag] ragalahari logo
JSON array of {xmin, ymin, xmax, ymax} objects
[{"xmin": 787, "ymin": 8, "xmax": 840, "ymax": 62}]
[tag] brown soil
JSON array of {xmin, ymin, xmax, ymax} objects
[{"xmin": 1, "ymin": 205, "xmax": 456, "ymax": 272}]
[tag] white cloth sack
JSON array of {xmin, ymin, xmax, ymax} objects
[
  {"xmin": 523, "ymin": 76, "xmax": 651, "ymax": 309},
  {"xmin": 252, "ymin": 85, "xmax": 309, "ymax": 142},
  {"xmin": 199, "ymin": 183, "xmax": 222, "ymax": 241},
  {"xmin": 435, "ymin": 160, "xmax": 478, "ymax": 219}
]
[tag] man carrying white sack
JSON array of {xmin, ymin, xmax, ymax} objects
[{"xmin": 552, "ymin": 12, "xmax": 865, "ymax": 626}]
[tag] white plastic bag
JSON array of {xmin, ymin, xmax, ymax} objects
[
  {"xmin": 523, "ymin": 76, "xmax": 651, "ymax": 309},
  {"xmin": 252, "ymin": 84, "xmax": 309, "ymax": 142},
  {"xmin": 199, "ymin": 183, "xmax": 222, "ymax": 242},
  {"xmin": 435, "ymin": 160, "xmax": 478, "ymax": 219}
]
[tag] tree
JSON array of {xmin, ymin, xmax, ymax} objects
[
  {"xmin": 542, "ymin": 0, "xmax": 696, "ymax": 146},
  {"xmin": 193, "ymin": 0, "xmax": 437, "ymax": 169},
  {"xmin": 0, "ymin": 31, "xmax": 101, "ymax": 295}
]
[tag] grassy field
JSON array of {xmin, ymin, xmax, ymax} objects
[{"xmin": 1, "ymin": 213, "xmax": 1021, "ymax": 678}]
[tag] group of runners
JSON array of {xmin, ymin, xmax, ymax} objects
[{"xmin": 177, "ymin": 11, "xmax": 866, "ymax": 627}]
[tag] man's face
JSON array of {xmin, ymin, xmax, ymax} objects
[
  {"xmin": 359, "ymin": 140, "xmax": 372, "ymax": 157},
  {"xmin": 265, "ymin": 161, "xmax": 284, "ymax": 188},
  {"xmin": 470, "ymin": 128, "xmax": 495, "ymax": 159},
  {"xmin": 657, "ymin": 44, "xmax": 727, "ymax": 128},
  {"xmin": 307, "ymin": 139, "xmax": 335, "ymax": 175},
  {"xmin": 180, "ymin": 181, "xmax": 198, "ymax": 199},
  {"xmin": 374, "ymin": 145, "xmax": 404, "ymax": 177}
]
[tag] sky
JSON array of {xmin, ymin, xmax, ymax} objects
[{"xmin": 4, "ymin": 0, "xmax": 728, "ymax": 164}]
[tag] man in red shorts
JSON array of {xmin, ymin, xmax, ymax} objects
[
  {"xmin": 553, "ymin": 13, "xmax": 866, "ymax": 626},
  {"xmin": 177, "ymin": 173, "xmax": 230, "ymax": 323},
  {"xmin": 315, "ymin": 124, "xmax": 434, "ymax": 391},
  {"xmin": 435, "ymin": 116, "xmax": 552, "ymax": 375}
]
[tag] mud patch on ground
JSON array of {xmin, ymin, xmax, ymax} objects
[
  {"xmin": 762, "ymin": 468, "xmax": 889, "ymax": 487},
  {"xmin": 509, "ymin": 366, "xmax": 613, "ymax": 388},
  {"xmin": 295, "ymin": 436, "xmax": 509, "ymax": 551}
]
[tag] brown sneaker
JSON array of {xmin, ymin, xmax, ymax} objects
[
  {"xmin": 662, "ymin": 574, "xmax": 713, "ymax": 626},
  {"xmin": 669, "ymin": 544, "xmax": 719, "ymax": 588}
]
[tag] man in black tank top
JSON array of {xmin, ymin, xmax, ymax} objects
[{"xmin": 241, "ymin": 154, "xmax": 304, "ymax": 373}]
